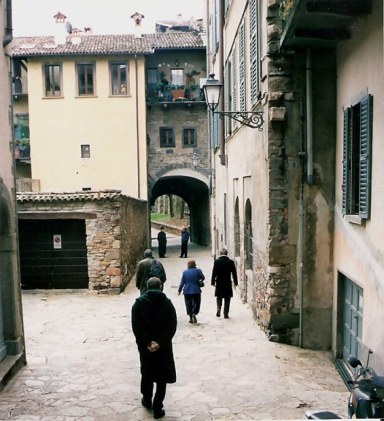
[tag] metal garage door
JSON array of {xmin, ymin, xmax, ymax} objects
[{"xmin": 19, "ymin": 219, "xmax": 88, "ymax": 289}]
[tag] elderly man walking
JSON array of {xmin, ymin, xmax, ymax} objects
[
  {"xmin": 132, "ymin": 277, "xmax": 177, "ymax": 419},
  {"xmin": 136, "ymin": 249, "xmax": 166, "ymax": 295},
  {"xmin": 211, "ymin": 248, "xmax": 238, "ymax": 318}
]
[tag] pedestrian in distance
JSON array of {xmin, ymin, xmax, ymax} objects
[
  {"xmin": 179, "ymin": 226, "xmax": 190, "ymax": 258},
  {"xmin": 136, "ymin": 249, "xmax": 166, "ymax": 295},
  {"xmin": 211, "ymin": 248, "xmax": 238, "ymax": 318},
  {"xmin": 157, "ymin": 226, "xmax": 167, "ymax": 258},
  {"xmin": 131, "ymin": 277, "xmax": 177, "ymax": 419},
  {"xmin": 178, "ymin": 259, "xmax": 205, "ymax": 324}
]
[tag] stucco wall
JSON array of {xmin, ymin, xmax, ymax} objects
[{"xmin": 334, "ymin": 1, "xmax": 384, "ymax": 366}]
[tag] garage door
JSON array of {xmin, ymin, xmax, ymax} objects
[{"xmin": 19, "ymin": 219, "xmax": 88, "ymax": 289}]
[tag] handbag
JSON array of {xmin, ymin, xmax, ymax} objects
[{"xmin": 197, "ymin": 268, "xmax": 205, "ymax": 287}]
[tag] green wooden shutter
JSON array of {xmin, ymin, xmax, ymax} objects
[
  {"xmin": 342, "ymin": 108, "xmax": 351, "ymax": 215},
  {"xmin": 239, "ymin": 21, "xmax": 246, "ymax": 112},
  {"xmin": 359, "ymin": 94, "xmax": 373, "ymax": 219},
  {"xmin": 249, "ymin": 0, "xmax": 259, "ymax": 105}
]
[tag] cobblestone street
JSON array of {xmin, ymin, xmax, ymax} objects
[{"xmin": 0, "ymin": 235, "xmax": 349, "ymax": 420}]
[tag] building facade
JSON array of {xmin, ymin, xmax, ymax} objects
[
  {"xmin": 12, "ymin": 21, "xmax": 209, "ymax": 289},
  {"xmin": 0, "ymin": 0, "xmax": 26, "ymax": 388},
  {"xmin": 206, "ymin": 0, "xmax": 336, "ymax": 350},
  {"xmin": 207, "ymin": 0, "xmax": 384, "ymax": 373}
]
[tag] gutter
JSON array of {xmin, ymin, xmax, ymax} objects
[{"xmin": 3, "ymin": 0, "xmax": 13, "ymax": 47}]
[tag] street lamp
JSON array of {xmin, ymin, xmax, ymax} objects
[{"xmin": 203, "ymin": 74, "xmax": 266, "ymax": 130}]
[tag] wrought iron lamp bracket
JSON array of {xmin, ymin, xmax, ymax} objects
[{"xmin": 214, "ymin": 110, "xmax": 264, "ymax": 130}]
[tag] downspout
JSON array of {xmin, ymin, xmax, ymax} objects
[
  {"xmin": 3, "ymin": 0, "xmax": 12, "ymax": 47},
  {"xmin": 298, "ymin": 97, "xmax": 305, "ymax": 348},
  {"xmin": 134, "ymin": 54, "xmax": 141, "ymax": 199},
  {"xmin": 218, "ymin": 0, "xmax": 225, "ymax": 166},
  {"xmin": 306, "ymin": 48, "xmax": 313, "ymax": 185}
]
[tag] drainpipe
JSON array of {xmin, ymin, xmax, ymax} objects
[
  {"xmin": 298, "ymin": 97, "xmax": 305, "ymax": 348},
  {"xmin": 3, "ymin": 0, "xmax": 12, "ymax": 47},
  {"xmin": 134, "ymin": 54, "xmax": 141, "ymax": 199},
  {"xmin": 218, "ymin": 0, "xmax": 225, "ymax": 167},
  {"xmin": 306, "ymin": 48, "xmax": 313, "ymax": 185}
]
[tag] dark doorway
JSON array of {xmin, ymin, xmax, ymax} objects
[{"xmin": 19, "ymin": 219, "xmax": 88, "ymax": 289}]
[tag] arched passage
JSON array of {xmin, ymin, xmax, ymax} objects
[{"xmin": 150, "ymin": 169, "xmax": 210, "ymax": 246}]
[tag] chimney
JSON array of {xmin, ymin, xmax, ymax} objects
[
  {"xmin": 53, "ymin": 11, "xmax": 67, "ymax": 45},
  {"xmin": 131, "ymin": 12, "xmax": 144, "ymax": 38}
]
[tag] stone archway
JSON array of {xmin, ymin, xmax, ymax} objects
[{"xmin": 150, "ymin": 169, "xmax": 210, "ymax": 246}]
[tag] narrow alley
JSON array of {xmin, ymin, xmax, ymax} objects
[{"xmin": 0, "ymin": 233, "xmax": 349, "ymax": 420}]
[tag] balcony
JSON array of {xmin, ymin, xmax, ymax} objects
[
  {"xmin": 280, "ymin": 0, "xmax": 372, "ymax": 49},
  {"xmin": 146, "ymin": 83, "xmax": 205, "ymax": 105}
]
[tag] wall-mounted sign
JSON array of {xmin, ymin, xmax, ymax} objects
[{"xmin": 53, "ymin": 234, "xmax": 62, "ymax": 249}]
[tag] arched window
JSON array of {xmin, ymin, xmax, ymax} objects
[
  {"xmin": 234, "ymin": 198, "xmax": 240, "ymax": 256},
  {"xmin": 244, "ymin": 199, "xmax": 253, "ymax": 270}
]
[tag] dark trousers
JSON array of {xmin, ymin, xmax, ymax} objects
[
  {"xmin": 217, "ymin": 297, "xmax": 231, "ymax": 317},
  {"xmin": 180, "ymin": 241, "xmax": 188, "ymax": 257},
  {"xmin": 141, "ymin": 374, "xmax": 167, "ymax": 412},
  {"xmin": 184, "ymin": 294, "xmax": 201, "ymax": 316}
]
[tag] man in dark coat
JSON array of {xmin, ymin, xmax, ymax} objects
[
  {"xmin": 179, "ymin": 226, "xmax": 190, "ymax": 258},
  {"xmin": 157, "ymin": 226, "xmax": 167, "ymax": 258},
  {"xmin": 132, "ymin": 277, "xmax": 177, "ymax": 419},
  {"xmin": 211, "ymin": 248, "xmax": 238, "ymax": 318},
  {"xmin": 136, "ymin": 249, "xmax": 166, "ymax": 295}
]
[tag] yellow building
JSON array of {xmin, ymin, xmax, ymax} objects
[{"xmin": 12, "ymin": 34, "xmax": 149, "ymax": 198}]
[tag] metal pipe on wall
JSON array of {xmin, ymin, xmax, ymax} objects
[{"xmin": 306, "ymin": 48, "xmax": 313, "ymax": 185}]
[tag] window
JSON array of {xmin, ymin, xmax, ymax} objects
[
  {"xmin": 110, "ymin": 63, "xmax": 128, "ymax": 95},
  {"xmin": 171, "ymin": 69, "xmax": 183, "ymax": 87},
  {"xmin": 81, "ymin": 145, "xmax": 91, "ymax": 158},
  {"xmin": 342, "ymin": 94, "xmax": 373, "ymax": 219},
  {"xmin": 159, "ymin": 127, "xmax": 175, "ymax": 147},
  {"xmin": 77, "ymin": 63, "xmax": 95, "ymax": 96},
  {"xmin": 14, "ymin": 114, "xmax": 30, "ymax": 159},
  {"xmin": 182, "ymin": 128, "xmax": 196, "ymax": 147},
  {"xmin": 44, "ymin": 64, "xmax": 61, "ymax": 96}
]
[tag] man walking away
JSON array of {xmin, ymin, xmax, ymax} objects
[
  {"xmin": 157, "ymin": 226, "xmax": 167, "ymax": 258},
  {"xmin": 211, "ymin": 248, "xmax": 238, "ymax": 318},
  {"xmin": 132, "ymin": 277, "xmax": 177, "ymax": 419},
  {"xmin": 136, "ymin": 249, "xmax": 166, "ymax": 295},
  {"xmin": 179, "ymin": 226, "xmax": 190, "ymax": 258}
]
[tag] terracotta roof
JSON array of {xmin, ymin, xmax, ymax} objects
[
  {"xmin": 11, "ymin": 32, "xmax": 205, "ymax": 57},
  {"xmin": 17, "ymin": 190, "xmax": 123, "ymax": 203}
]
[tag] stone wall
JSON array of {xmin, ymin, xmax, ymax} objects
[
  {"xmin": 119, "ymin": 196, "xmax": 148, "ymax": 291},
  {"xmin": 17, "ymin": 191, "xmax": 148, "ymax": 294}
]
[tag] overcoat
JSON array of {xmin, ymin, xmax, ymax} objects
[
  {"xmin": 131, "ymin": 290, "xmax": 177, "ymax": 383},
  {"xmin": 211, "ymin": 255, "xmax": 238, "ymax": 298},
  {"xmin": 136, "ymin": 257, "xmax": 166, "ymax": 294}
]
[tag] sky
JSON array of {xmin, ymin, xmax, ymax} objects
[{"xmin": 12, "ymin": 0, "xmax": 205, "ymax": 36}]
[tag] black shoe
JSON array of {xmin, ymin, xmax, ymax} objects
[
  {"xmin": 192, "ymin": 314, "xmax": 197, "ymax": 323},
  {"xmin": 141, "ymin": 398, "xmax": 152, "ymax": 410},
  {"xmin": 224, "ymin": 315, "xmax": 229, "ymax": 319},
  {"xmin": 216, "ymin": 310, "xmax": 221, "ymax": 317},
  {"xmin": 153, "ymin": 409, "xmax": 165, "ymax": 419}
]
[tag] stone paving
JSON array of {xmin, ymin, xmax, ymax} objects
[{"xmin": 0, "ymin": 233, "xmax": 349, "ymax": 420}]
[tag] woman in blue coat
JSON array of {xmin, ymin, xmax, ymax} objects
[{"xmin": 178, "ymin": 259, "xmax": 205, "ymax": 324}]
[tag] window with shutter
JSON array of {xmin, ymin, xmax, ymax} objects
[{"xmin": 342, "ymin": 94, "xmax": 373, "ymax": 220}]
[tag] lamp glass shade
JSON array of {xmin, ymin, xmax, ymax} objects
[{"xmin": 203, "ymin": 76, "xmax": 222, "ymax": 111}]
